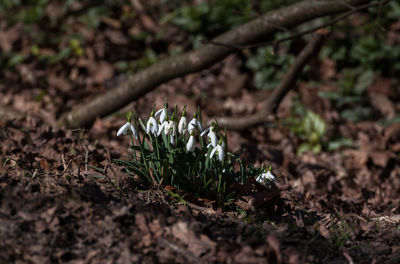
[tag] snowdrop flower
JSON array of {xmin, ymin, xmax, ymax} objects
[
  {"xmin": 210, "ymin": 139, "xmax": 225, "ymax": 162},
  {"xmin": 255, "ymin": 170, "xmax": 276, "ymax": 187},
  {"xmin": 155, "ymin": 102, "xmax": 168, "ymax": 123},
  {"xmin": 146, "ymin": 110, "xmax": 158, "ymax": 136},
  {"xmin": 200, "ymin": 122, "xmax": 218, "ymax": 148},
  {"xmin": 158, "ymin": 114, "xmax": 177, "ymax": 144},
  {"xmin": 158, "ymin": 120, "xmax": 167, "ymax": 137},
  {"xmin": 178, "ymin": 105, "xmax": 188, "ymax": 135},
  {"xmin": 117, "ymin": 122, "xmax": 138, "ymax": 139},
  {"xmin": 186, "ymin": 131, "xmax": 196, "ymax": 152},
  {"xmin": 168, "ymin": 120, "xmax": 177, "ymax": 138},
  {"xmin": 188, "ymin": 112, "xmax": 203, "ymax": 135}
]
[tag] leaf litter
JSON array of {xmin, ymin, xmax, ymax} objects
[{"xmin": 1, "ymin": 2, "xmax": 400, "ymax": 263}]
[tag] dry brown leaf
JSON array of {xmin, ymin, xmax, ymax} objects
[
  {"xmin": 104, "ymin": 29, "xmax": 128, "ymax": 45},
  {"xmin": 0, "ymin": 23, "xmax": 21, "ymax": 52},
  {"xmin": 89, "ymin": 61, "xmax": 114, "ymax": 83}
]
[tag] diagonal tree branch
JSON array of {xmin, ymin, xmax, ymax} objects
[
  {"xmin": 213, "ymin": 30, "xmax": 328, "ymax": 130},
  {"xmin": 204, "ymin": 0, "xmax": 390, "ymax": 51},
  {"xmin": 58, "ymin": 0, "xmax": 375, "ymax": 128}
]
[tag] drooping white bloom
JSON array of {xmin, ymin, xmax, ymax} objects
[
  {"xmin": 178, "ymin": 105, "xmax": 188, "ymax": 135},
  {"xmin": 255, "ymin": 171, "xmax": 276, "ymax": 187},
  {"xmin": 155, "ymin": 107, "xmax": 168, "ymax": 123},
  {"xmin": 200, "ymin": 124, "xmax": 218, "ymax": 148},
  {"xmin": 186, "ymin": 132, "xmax": 196, "ymax": 152},
  {"xmin": 157, "ymin": 121, "xmax": 167, "ymax": 137},
  {"xmin": 117, "ymin": 122, "xmax": 138, "ymax": 139},
  {"xmin": 188, "ymin": 112, "xmax": 203, "ymax": 135},
  {"xmin": 210, "ymin": 141, "xmax": 225, "ymax": 162},
  {"xmin": 167, "ymin": 120, "xmax": 177, "ymax": 137},
  {"xmin": 146, "ymin": 116, "xmax": 158, "ymax": 136},
  {"xmin": 178, "ymin": 116, "xmax": 187, "ymax": 135},
  {"xmin": 158, "ymin": 120, "xmax": 177, "ymax": 138}
]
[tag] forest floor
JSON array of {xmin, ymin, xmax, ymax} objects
[
  {"xmin": 1, "ymin": 64, "xmax": 400, "ymax": 263},
  {"xmin": 1, "ymin": 2, "xmax": 400, "ymax": 263}
]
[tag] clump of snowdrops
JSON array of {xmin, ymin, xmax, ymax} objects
[{"xmin": 115, "ymin": 102, "xmax": 276, "ymax": 206}]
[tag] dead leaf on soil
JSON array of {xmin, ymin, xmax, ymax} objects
[{"xmin": 169, "ymin": 221, "xmax": 216, "ymax": 258}]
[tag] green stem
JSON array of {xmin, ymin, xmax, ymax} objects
[{"xmin": 129, "ymin": 134, "xmax": 137, "ymax": 163}]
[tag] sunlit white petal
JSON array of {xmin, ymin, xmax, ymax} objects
[
  {"xmin": 208, "ymin": 130, "xmax": 218, "ymax": 147},
  {"xmin": 146, "ymin": 117, "xmax": 158, "ymax": 136},
  {"xmin": 255, "ymin": 171, "xmax": 276, "ymax": 187},
  {"xmin": 188, "ymin": 117, "xmax": 203, "ymax": 134},
  {"xmin": 168, "ymin": 121, "xmax": 177, "ymax": 136},
  {"xmin": 117, "ymin": 122, "xmax": 130, "ymax": 136},
  {"xmin": 200, "ymin": 127, "xmax": 210, "ymax": 137},
  {"xmin": 217, "ymin": 145, "xmax": 224, "ymax": 161},
  {"xmin": 129, "ymin": 124, "xmax": 138, "ymax": 139},
  {"xmin": 157, "ymin": 121, "xmax": 167, "ymax": 137},
  {"xmin": 117, "ymin": 122, "xmax": 138, "ymax": 139},
  {"xmin": 209, "ymin": 146, "xmax": 217, "ymax": 159},
  {"xmin": 178, "ymin": 116, "xmax": 187, "ymax": 135},
  {"xmin": 188, "ymin": 118, "xmax": 197, "ymax": 133},
  {"xmin": 209, "ymin": 143, "xmax": 224, "ymax": 161},
  {"xmin": 186, "ymin": 135, "xmax": 195, "ymax": 152},
  {"xmin": 196, "ymin": 119, "xmax": 203, "ymax": 132},
  {"xmin": 155, "ymin": 108, "xmax": 167, "ymax": 123}
]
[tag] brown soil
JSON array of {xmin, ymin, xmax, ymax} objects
[{"xmin": 1, "ymin": 2, "xmax": 400, "ymax": 262}]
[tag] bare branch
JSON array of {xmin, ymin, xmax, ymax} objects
[
  {"xmin": 58, "ymin": 0, "xmax": 379, "ymax": 128},
  {"xmin": 213, "ymin": 31, "xmax": 328, "ymax": 130},
  {"xmin": 204, "ymin": 0, "xmax": 391, "ymax": 50}
]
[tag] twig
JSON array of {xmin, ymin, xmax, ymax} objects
[
  {"xmin": 58, "ymin": 0, "xmax": 378, "ymax": 128},
  {"xmin": 337, "ymin": 0, "xmax": 357, "ymax": 10},
  {"xmin": 60, "ymin": 154, "xmax": 72, "ymax": 172},
  {"xmin": 204, "ymin": 0, "xmax": 391, "ymax": 51},
  {"xmin": 213, "ymin": 31, "xmax": 328, "ymax": 130},
  {"xmin": 83, "ymin": 143, "xmax": 89, "ymax": 171}
]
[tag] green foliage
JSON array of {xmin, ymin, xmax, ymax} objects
[
  {"xmin": 169, "ymin": 0, "xmax": 299, "ymax": 90},
  {"xmin": 286, "ymin": 100, "xmax": 327, "ymax": 155},
  {"xmin": 137, "ymin": 48, "xmax": 158, "ymax": 69},
  {"xmin": 327, "ymin": 137, "xmax": 353, "ymax": 152},
  {"xmin": 328, "ymin": 211, "xmax": 353, "ymax": 249},
  {"xmin": 169, "ymin": 0, "xmax": 254, "ymax": 35},
  {"xmin": 114, "ymin": 105, "xmax": 267, "ymax": 207},
  {"xmin": 288, "ymin": 100, "xmax": 354, "ymax": 154},
  {"xmin": 379, "ymin": 114, "xmax": 400, "ymax": 127},
  {"xmin": 318, "ymin": 68, "xmax": 374, "ymax": 122},
  {"xmin": 0, "ymin": 0, "xmax": 21, "ymax": 12},
  {"xmin": 321, "ymin": 1, "xmax": 400, "ymax": 79},
  {"xmin": 245, "ymin": 36, "xmax": 296, "ymax": 90},
  {"xmin": 78, "ymin": 6, "xmax": 109, "ymax": 28}
]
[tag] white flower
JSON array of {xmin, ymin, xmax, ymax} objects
[
  {"xmin": 188, "ymin": 113, "xmax": 203, "ymax": 135},
  {"xmin": 210, "ymin": 141, "xmax": 224, "ymax": 162},
  {"xmin": 146, "ymin": 116, "xmax": 158, "ymax": 136},
  {"xmin": 255, "ymin": 171, "xmax": 276, "ymax": 187},
  {"xmin": 200, "ymin": 125, "xmax": 218, "ymax": 148},
  {"xmin": 117, "ymin": 122, "xmax": 138, "ymax": 139},
  {"xmin": 158, "ymin": 120, "xmax": 176, "ymax": 137},
  {"xmin": 157, "ymin": 121, "xmax": 167, "ymax": 137},
  {"xmin": 178, "ymin": 116, "xmax": 187, "ymax": 135},
  {"xmin": 158, "ymin": 119, "xmax": 177, "ymax": 145},
  {"xmin": 178, "ymin": 105, "xmax": 188, "ymax": 135},
  {"xmin": 186, "ymin": 133, "xmax": 196, "ymax": 152},
  {"xmin": 168, "ymin": 120, "xmax": 177, "ymax": 137},
  {"xmin": 155, "ymin": 107, "xmax": 168, "ymax": 123}
]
